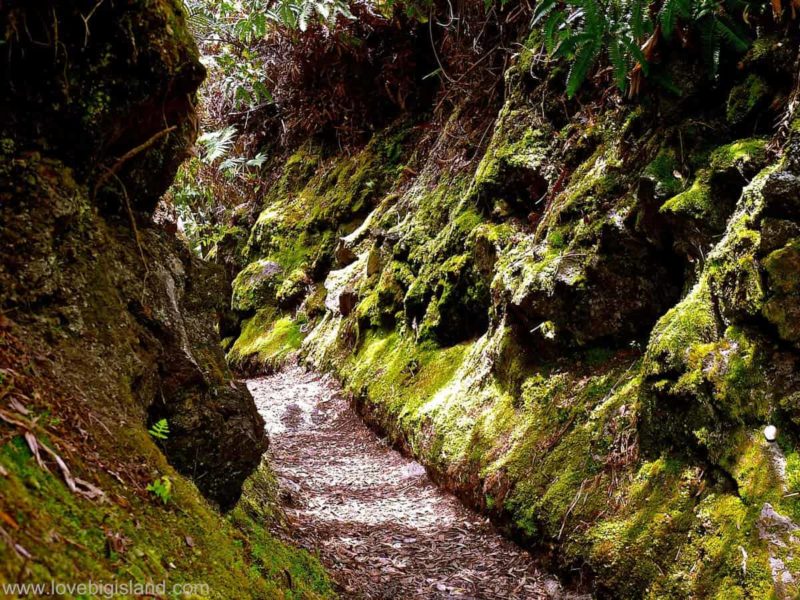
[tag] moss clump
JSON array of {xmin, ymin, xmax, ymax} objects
[
  {"xmin": 763, "ymin": 239, "xmax": 800, "ymax": 293},
  {"xmin": 0, "ymin": 436, "xmax": 333, "ymax": 599},
  {"xmin": 645, "ymin": 278, "xmax": 718, "ymax": 375},
  {"xmin": 277, "ymin": 268, "xmax": 311, "ymax": 308},
  {"xmin": 643, "ymin": 148, "xmax": 684, "ymax": 199},
  {"xmin": 468, "ymin": 106, "xmax": 550, "ymax": 217},
  {"xmin": 232, "ymin": 259, "xmax": 284, "ymax": 313},
  {"xmin": 228, "ymin": 309, "xmax": 305, "ymax": 372},
  {"xmin": 726, "ymin": 75, "xmax": 769, "ymax": 125},
  {"xmin": 660, "ymin": 138, "xmax": 768, "ymax": 230},
  {"xmin": 762, "ymin": 238, "xmax": 800, "ymax": 344}
]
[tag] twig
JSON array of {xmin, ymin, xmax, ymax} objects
[
  {"xmin": 559, "ymin": 479, "xmax": 587, "ymax": 539},
  {"xmin": 81, "ymin": 0, "xmax": 106, "ymax": 48},
  {"xmin": 92, "ymin": 125, "xmax": 177, "ymax": 200},
  {"xmin": 429, "ymin": 7, "xmax": 455, "ymax": 84},
  {"xmin": 104, "ymin": 171, "xmax": 151, "ymax": 304}
]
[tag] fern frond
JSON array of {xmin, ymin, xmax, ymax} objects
[
  {"xmin": 628, "ymin": 0, "xmax": 652, "ymax": 40},
  {"xmin": 699, "ymin": 17, "xmax": 721, "ymax": 79},
  {"xmin": 544, "ymin": 10, "xmax": 567, "ymax": 54},
  {"xmin": 533, "ymin": 0, "xmax": 559, "ymax": 24},
  {"xmin": 554, "ymin": 31, "xmax": 596, "ymax": 58},
  {"xmin": 660, "ymin": 0, "xmax": 691, "ymax": 37},
  {"xmin": 609, "ymin": 37, "xmax": 629, "ymax": 93},
  {"xmin": 148, "ymin": 418, "xmax": 170, "ymax": 441},
  {"xmin": 566, "ymin": 41, "xmax": 599, "ymax": 97},
  {"xmin": 715, "ymin": 17, "xmax": 750, "ymax": 52},
  {"xmin": 620, "ymin": 35, "xmax": 649, "ymax": 75},
  {"xmin": 198, "ymin": 126, "xmax": 237, "ymax": 163}
]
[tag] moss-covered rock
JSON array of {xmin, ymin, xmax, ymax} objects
[
  {"xmin": 223, "ymin": 16, "xmax": 800, "ymax": 599},
  {"xmin": 0, "ymin": 1, "xmax": 331, "ymax": 595},
  {"xmin": 727, "ymin": 75, "xmax": 770, "ymax": 125},
  {"xmin": 762, "ymin": 239, "xmax": 800, "ymax": 345},
  {"xmin": 232, "ymin": 259, "xmax": 284, "ymax": 313},
  {"xmin": 0, "ymin": 0, "xmax": 205, "ymax": 214}
]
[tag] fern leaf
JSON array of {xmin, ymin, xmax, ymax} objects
[
  {"xmin": 198, "ymin": 126, "xmax": 237, "ymax": 163},
  {"xmin": 533, "ymin": 0, "xmax": 558, "ymax": 25},
  {"xmin": 544, "ymin": 11, "xmax": 568, "ymax": 55},
  {"xmin": 566, "ymin": 41, "xmax": 599, "ymax": 98},
  {"xmin": 660, "ymin": 0, "xmax": 691, "ymax": 37},
  {"xmin": 148, "ymin": 418, "xmax": 170, "ymax": 440},
  {"xmin": 609, "ymin": 38, "xmax": 629, "ymax": 93},
  {"xmin": 715, "ymin": 17, "xmax": 750, "ymax": 52},
  {"xmin": 553, "ymin": 31, "xmax": 595, "ymax": 58},
  {"xmin": 628, "ymin": 0, "xmax": 652, "ymax": 40},
  {"xmin": 699, "ymin": 18, "xmax": 721, "ymax": 79},
  {"xmin": 620, "ymin": 35, "xmax": 649, "ymax": 75},
  {"xmin": 298, "ymin": 0, "xmax": 313, "ymax": 31}
]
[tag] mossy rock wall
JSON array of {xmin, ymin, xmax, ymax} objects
[
  {"xmin": 0, "ymin": 1, "xmax": 333, "ymax": 596},
  {"xmin": 227, "ymin": 27, "xmax": 800, "ymax": 598}
]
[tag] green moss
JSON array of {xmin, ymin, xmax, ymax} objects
[
  {"xmin": 660, "ymin": 178, "xmax": 712, "ymax": 222},
  {"xmin": 709, "ymin": 138, "xmax": 768, "ymax": 171},
  {"xmin": 223, "ymin": 82, "xmax": 793, "ymax": 599},
  {"xmin": 763, "ymin": 239, "xmax": 800, "ymax": 293},
  {"xmin": 726, "ymin": 75, "xmax": 769, "ymax": 125},
  {"xmin": 644, "ymin": 148, "xmax": 684, "ymax": 198},
  {"xmin": 660, "ymin": 138, "xmax": 767, "ymax": 228},
  {"xmin": 0, "ymin": 437, "xmax": 333, "ymax": 599},
  {"xmin": 228, "ymin": 310, "xmax": 305, "ymax": 371},
  {"xmin": 277, "ymin": 269, "xmax": 310, "ymax": 307},
  {"xmin": 232, "ymin": 259, "xmax": 284, "ymax": 312},
  {"xmin": 230, "ymin": 466, "xmax": 334, "ymax": 600}
]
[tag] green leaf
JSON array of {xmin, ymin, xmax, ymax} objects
[
  {"xmin": 198, "ymin": 126, "xmax": 237, "ymax": 163},
  {"xmin": 553, "ymin": 31, "xmax": 595, "ymax": 59},
  {"xmin": 609, "ymin": 38, "xmax": 629, "ymax": 93},
  {"xmin": 148, "ymin": 418, "xmax": 170, "ymax": 440},
  {"xmin": 715, "ymin": 17, "xmax": 749, "ymax": 53},
  {"xmin": 146, "ymin": 476, "xmax": 172, "ymax": 504},
  {"xmin": 660, "ymin": 0, "xmax": 691, "ymax": 38},
  {"xmin": 620, "ymin": 35, "xmax": 649, "ymax": 75},
  {"xmin": 533, "ymin": 0, "xmax": 558, "ymax": 24},
  {"xmin": 544, "ymin": 10, "xmax": 567, "ymax": 55},
  {"xmin": 566, "ymin": 41, "xmax": 599, "ymax": 98}
]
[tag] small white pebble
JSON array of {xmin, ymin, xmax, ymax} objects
[{"xmin": 764, "ymin": 425, "xmax": 778, "ymax": 442}]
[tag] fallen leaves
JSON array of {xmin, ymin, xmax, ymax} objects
[
  {"xmin": 0, "ymin": 408, "xmax": 105, "ymax": 502},
  {"xmin": 0, "ymin": 509, "xmax": 19, "ymax": 530},
  {"xmin": 248, "ymin": 368, "xmax": 564, "ymax": 599}
]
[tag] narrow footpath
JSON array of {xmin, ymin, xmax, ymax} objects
[{"xmin": 247, "ymin": 366, "xmax": 574, "ymax": 600}]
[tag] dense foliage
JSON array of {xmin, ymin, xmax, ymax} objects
[
  {"xmin": 168, "ymin": 0, "xmax": 797, "ymax": 257},
  {"xmin": 533, "ymin": 0, "xmax": 797, "ymax": 97}
]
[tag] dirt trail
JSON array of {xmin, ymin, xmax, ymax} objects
[{"xmin": 248, "ymin": 366, "xmax": 577, "ymax": 600}]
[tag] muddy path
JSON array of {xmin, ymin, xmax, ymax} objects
[{"xmin": 247, "ymin": 366, "xmax": 581, "ymax": 599}]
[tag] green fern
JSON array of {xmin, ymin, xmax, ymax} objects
[
  {"xmin": 566, "ymin": 40, "xmax": 601, "ymax": 97},
  {"xmin": 198, "ymin": 126, "xmax": 237, "ymax": 163},
  {"xmin": 535, "ymin": 0, "xmax": 754, "ymax": 97},
  {"xmin": 147, "ymin": 476, "xmax": 172, "ymax": 504},
  {"xmin": 608, "ymin": 38, "xmax": 629, "ymax": 92},
  {"xmin": 660, "ymin": 0, "xmax": 691, "ymax": 37},
  {"xmin": 148, "ymin": 418, "xmax": 170, "ymax": 441}
]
